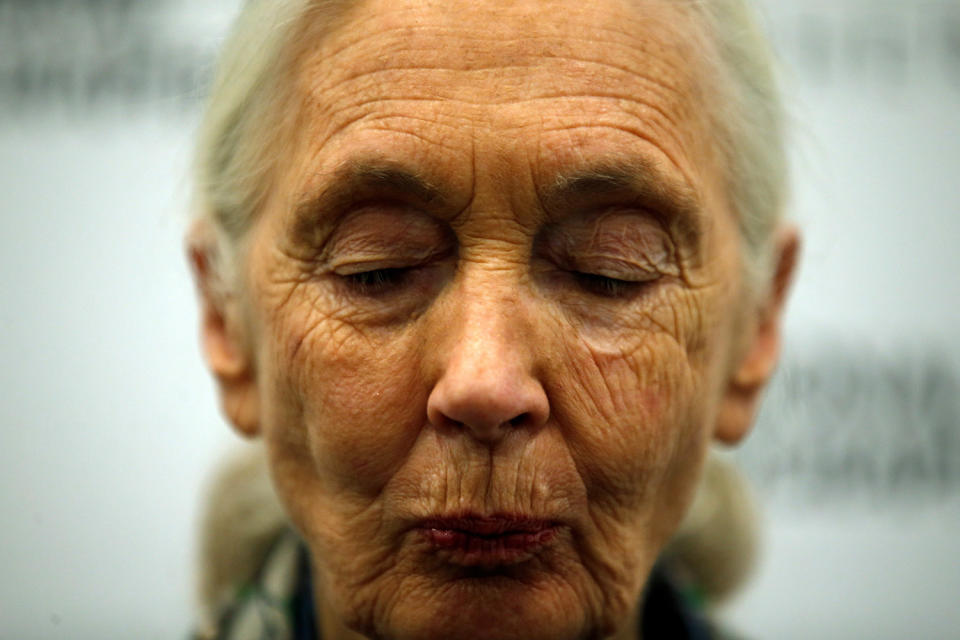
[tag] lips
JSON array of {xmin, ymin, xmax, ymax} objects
[{"xmin": 418, "ymin": 515, "xmax": 559, "ymax": 568}]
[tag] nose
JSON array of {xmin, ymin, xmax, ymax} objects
[{"xmin": 426, "ymin": 287, "xmax": 549, "ymax": 444}]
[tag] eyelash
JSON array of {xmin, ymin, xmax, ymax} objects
[
  {"xmin": 338, "ymin": 265, "xmax": 654, "ymax": 299},
  {"xmin": 342, "ymin": 268, "xmax": 412, "ymax": 294},
  {"xmin": 571, "ymin": 271, "xmax": 643, "ymax": 298}
]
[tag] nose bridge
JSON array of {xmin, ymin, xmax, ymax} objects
[
  {"xmin": 447, "ymin": 262, "xmax": 531, "ymax": 395},
  {"xmin": 426, "ymin": 261, "xmax": 549, "ymax": 441},
  {"xmin": 456, "ymin": 265, "xmax": 522, "ymax": 362}
]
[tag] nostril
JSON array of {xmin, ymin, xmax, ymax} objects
[
  {"xmin": 429, "ymin": 410, "xmax": 461, "ymax": 432},
  {"xmin": 508, "ymin": 413, "xmax": 530, "ymax": 428}
]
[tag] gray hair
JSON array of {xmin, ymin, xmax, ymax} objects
[
  {"xmin": 687, "ymin": 0, "xmax": 788, "ymax": 291},
  {"xmin": 193, "ymin": 0, "xmax": 787, "ymax": 294}
]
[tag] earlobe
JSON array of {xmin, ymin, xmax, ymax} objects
[
  {"xmin": 188, "ymin": 224, "xmax": 261, "ymax": 438},
  {"xmin": 715, "ymin": 225, "xmax": 800, "ymax": 444}
]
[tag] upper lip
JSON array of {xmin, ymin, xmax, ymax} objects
[{"xmin": 419, "ymin": 514, "xmax": 556, "ymax": 536}]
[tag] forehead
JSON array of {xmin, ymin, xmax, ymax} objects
[{"xmin": 283, "ymin": 0, "xmax": 715, "ymax": 205}]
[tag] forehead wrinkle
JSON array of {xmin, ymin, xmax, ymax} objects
[
  {"xmin": 320, "ymin": 33, "xmax": 684, "ymax": 77},
  {"xmin": 314, "ymin": 68, "xmax": 698, "ymax": 168},
  {"xmin": 361, "ymin": 122, "xmax": 470, "ymax": 154},
  {"xmin": 298, "ymin": 0, "xmax": 703, "ymax": 97},
  {"xmin": 294, "ymin": 104, "xmax": 474, "ymax": 174},
  {"xmin": 307, "ymin": 22, "xmax": 696, "ymax": 94},
  {"xmin": 310, "ymin": 0, "xmax": 695, "ymax": 70},
  {"xmin": 292, "ymin": 3, "xmax": 711, "ymax": 164},
  {"xmin": 533, "ymin": 95, "xmax": 693, "ymax": 165},
  {"xmin": 329, "ymin": 107, "xmax": 476, "ymax": 139},
  {"xmin": 317, "ymin": 58, "xmax": 690, "ymax": 109},
  {"xmin": 323, "ymin": 85, "xmax": 694, "ymax": 162},
  {"xmin": 302, "ymin": 37, "xmax": 704, "ymax": 158},
  {"xmin": 320, "ymin": 103, "xmax": 480, "ymax": 142}
]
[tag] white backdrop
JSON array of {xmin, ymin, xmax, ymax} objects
[{"xmin": 1, "ymin": 1, "xmax": 958, "ymax": 638}]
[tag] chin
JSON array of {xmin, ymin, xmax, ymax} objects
[
  {"xmin": 350, "ymin": 559, "xmax": 636, "ymax": 640},
  {"xmin": 376, "ymin": 586, "xmax": 592, "ymax": 640}
]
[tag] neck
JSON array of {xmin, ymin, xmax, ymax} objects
[
  {"xmin": 314, "ymin": 579, "xmax": 367, "ymax": 640},
  {"xmin": 613, "ymin": 604, "xmax": 643, "ymax": 640}
]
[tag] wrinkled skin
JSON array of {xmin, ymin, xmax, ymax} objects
[{"xmin": 193, "ymin": 0, "xmax": 796, "ymax": 638}]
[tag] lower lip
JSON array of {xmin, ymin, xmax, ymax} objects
[{"xmin": 419, "ymin": 526, "xmax": 558, "ymax": 567}]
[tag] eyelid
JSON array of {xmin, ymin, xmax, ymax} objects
[
  {"xmin": 331, "ymin": 259, "xmax": 419, "ymax": 276},
  {"xmin": 316, "ymin": 210, "xmax": 455, "ymax": 275},
  {"xmin": 573, "ymin": 258, "xmax": 663, "ymax": 282},
  {"xmin": 306, "ymin": 205, "xmax": 447, "ymax": 255},
  {"xmin": 573, "ymin": 252, "xmax": 678, "ymax": 280}
]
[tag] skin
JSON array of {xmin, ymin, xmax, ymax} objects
[{"xmin": 191, "ymin": 0, "xmax": 799, "ymax": 638}]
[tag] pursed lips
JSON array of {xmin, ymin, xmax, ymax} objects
[{"xmin": 417, "ymin": 514, "xmax": 561, "ymax": 568}]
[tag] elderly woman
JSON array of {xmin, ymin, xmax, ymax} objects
[{"xmin": 188, "ymin": 0, "xmax": 798, "ymax": 638}]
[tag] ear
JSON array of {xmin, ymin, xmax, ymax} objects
[
  {"xmin": 187, "ymin": 223, "xmax": 260, "ymax": 438},
  {"xmin": 714, "ymin": 225, "xmax": 800, "ymax": 444}
]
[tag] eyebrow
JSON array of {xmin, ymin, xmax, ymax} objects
[
  {"xmin": 542, "ymin": 160, "xmax": 703, "ymax": 247},
  {"xmin": 340, "ymin": 162, "xmax": 444, "ymax": 204},
  {"xmin": 292, "ymin": 161, "xmax": 445, "ymax": 239}
]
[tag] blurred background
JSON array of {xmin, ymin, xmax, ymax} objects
[{"xmin": 1, "ymin": 0, "xmax": 958, "ymax": 637}]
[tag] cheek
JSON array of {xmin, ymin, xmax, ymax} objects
[
  {"xmin": 256, "ymin": 280, "xmax": 429, "ymax": 504},
  {"xmin": 557, "ymin": 334, "xmax": 708, "ymax": 503},
  {"xmin": 551, "ymin": 285, "xmax": 724, "ymax": 535},
  {"xmin": 532, "ymin": 319, "xmax": 717, "ymax": 627}
]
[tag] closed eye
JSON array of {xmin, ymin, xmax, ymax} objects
[
  {"xmin": 342, "ymin": 267, "xmax": 412, "ymax": 295},
  {"xmin": 572, "ymin": 272, "xmax": 644, "ymax": 298}
]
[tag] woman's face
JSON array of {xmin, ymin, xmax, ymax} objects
[{"xmin": 225, "ymin": 0, "xmax": 755, "ymax": 638}]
